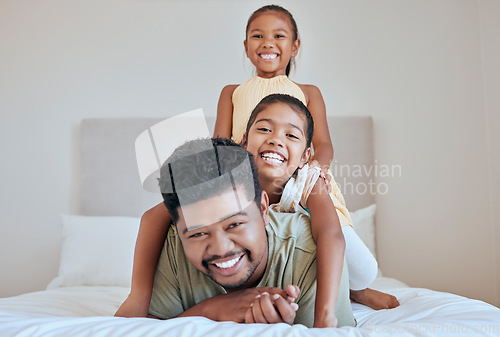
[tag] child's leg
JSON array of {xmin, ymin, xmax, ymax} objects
[
  {"xmin": 350, "ymin": 288, "xmax": 400, "ymax": 310},
  {"xmin": 328, "ymin": 174, "xmax": 378, "ymax": 289},
  {"xmin": 342, "ymin": 226, "xmax": 378, "ymax": 290},
  {"xmin": 328, "ymin": 174, "xmax": 399, "ymax": 310}
]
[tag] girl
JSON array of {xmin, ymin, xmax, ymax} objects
[
  {"xmin": 243, "ymin": 93, "xmax": 344, "ymax": 327},
  {"xmin": 214, "ymin": 4, "xmax": 353, "ymax": 252},
  {"xmin": 242, "ymin": 94, "xmax": 397, "ymax": 327}
]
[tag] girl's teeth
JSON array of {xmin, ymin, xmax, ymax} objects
[
  {"xmin": 215, "ymin": 256, "xmax": 241, "ymax": 269},
  {"xmin": 263, "ymin": 157, "xmax": 281, "ymax": 164},
  {"xmin": 262, "ymin": 153, "xmax": 284, "ymax": 163},
  {"xmin": 260, "ymin": 54, "xmax": 277, "ymax": 59}
]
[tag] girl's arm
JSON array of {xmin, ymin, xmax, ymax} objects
[
  {"xmin": 307, "ymin": 178, "xmax": 345, "ymax": 328},
  {"xmin": 213, "ymin": 85, "xmax": 238, "ymax": 139},
  {"xmin": 302, "ymin": 85, "xmax": 334, "ymax": 168},
  {"xmin": 114, "ymin": 202, "xmax": 172, "ymax": 317}
]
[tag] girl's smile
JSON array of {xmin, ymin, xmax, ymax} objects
[{"xmin": 260, "ymin": 150, "xmax": 286, "ymax": 166}]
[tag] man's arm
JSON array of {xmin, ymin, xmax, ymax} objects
[
  {"xmin": 150, "ymin": 286, "xmax": 295, "ymax": 323},
  {"xmin": 173, "ymin": 287, "xmax": 292, "ymax": 322}
]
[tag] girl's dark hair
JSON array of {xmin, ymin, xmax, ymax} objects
[
  {"xmin": 245, "ymin": 5, "xmax": 299, "ymax": 76},
  {"xmin": 244, "ymin": 93, "xmax": 314, "ymax": 149}
]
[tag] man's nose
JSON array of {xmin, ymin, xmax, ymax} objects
[{"xmin": 207, "ymin": 231, "xmax": 235, "ymax": 256}]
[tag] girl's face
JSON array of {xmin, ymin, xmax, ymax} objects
[
  {"xmin": 244, "ymin": 12, "xmax": 300, "ymax": 78},
  {"xmin": 245, "ymin": 102, "xmax": 310, "ymax": 185}
]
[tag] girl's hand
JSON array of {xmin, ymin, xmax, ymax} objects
[
  {"xmin": 309, "ymin": 160, "xmax": 332, "ymax": 193},
  {"xmin": 245, "ymin": 292, "xmax": 299, "ymax": 325}
]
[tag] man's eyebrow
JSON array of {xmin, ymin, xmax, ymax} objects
[
  {"xmin": 182, "ymin": 225, "xmax": 204, "ymax": 235},
  {"xmin": 182, "ymin": 211, "xmax": 248, "ymax": 235},
  {"xmin": 254, "ymin": 118, "xmax": 304, "ymax": 135},
  {"xmin": 219, "ymin": 210, "xmax": 247, "ymax": 222}
]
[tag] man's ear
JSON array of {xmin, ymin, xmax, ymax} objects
[
  {"xmin": 260, "ymin": 191, "xmax": 270, "ymax": 226},
  {"xmin": 298, "ymin": 147, "xmax": 312, "ymax": 169}
]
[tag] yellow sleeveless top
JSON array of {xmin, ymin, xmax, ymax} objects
[{"xmin": 231, "ymin": 75, "xmax": 307, "ymax": 143}]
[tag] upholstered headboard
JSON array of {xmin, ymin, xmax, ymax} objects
[{"xmin": 79, "ymin": 116, "xmax": 374, "ymax": 217}]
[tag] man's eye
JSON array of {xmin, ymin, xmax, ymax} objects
[
  {"xmin": 228, "ymin": 222, "xmax": 243, "ymax": 230},
  {"xmin": 189, "ymin": 232, "xmax": 206, "ymax": 238}
]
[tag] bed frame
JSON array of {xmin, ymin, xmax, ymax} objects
[{"xmin": 79, "ymin": 115, "xmax": 375, "ymax": 217}]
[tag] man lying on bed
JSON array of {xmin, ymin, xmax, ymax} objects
[{"xmin": 148, "ymin": 137, "xmax": 356, "ymax": 328}]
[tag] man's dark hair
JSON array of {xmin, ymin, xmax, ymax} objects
[{"xmin": 159, "ymin": 137, "xmax": 262, "ymax": 223}]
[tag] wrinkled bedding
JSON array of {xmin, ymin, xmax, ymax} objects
[{"xmin": 1, "ymin": 277, "xmax": 498, "ymax": 337}]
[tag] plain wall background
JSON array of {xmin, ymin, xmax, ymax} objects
[{"xmin": 0, "ymin": 0, "xmax": 498, "ymax": 306}]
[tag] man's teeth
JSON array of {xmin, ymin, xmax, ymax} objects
[
  {"xmin": 260, "ymin": 54, "xmax": 277, "ymax": 60},
  {"xmin": 262, "ymin": 152, "xmax": 284, "ymax": 164},
  {"xmin": 214, "ymin": 256, "xmax": 241, "ymax": 269}
]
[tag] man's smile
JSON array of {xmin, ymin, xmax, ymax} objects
[{"xmin": 207, "ymin": 253, "xmax": 247, "ymax": 277}]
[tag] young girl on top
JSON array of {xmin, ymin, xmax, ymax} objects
[{"xmin": 214, "ymin": 4, "xmax": 399, "ymax": 311}]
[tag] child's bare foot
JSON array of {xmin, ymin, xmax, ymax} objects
[{"xmin": 350, "ymin": 288, "xmax": 400, "ymax": 310}]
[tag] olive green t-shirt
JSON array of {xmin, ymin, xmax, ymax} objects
[{"xmin": 149, "ymin": 210, "xmax": 356, "ymax": 328}]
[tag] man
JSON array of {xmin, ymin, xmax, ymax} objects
[{"xmin": 148, "ymin": 138, "xmax": 355, "ymax": 327}]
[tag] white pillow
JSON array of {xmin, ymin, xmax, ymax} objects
[
  {"xmin": 47, "ymin": 215, "xmax": 140, "ymax": 289},
  {"xmin": 350, "ymin": 204, "xmax": 377, "ymax": 259}
]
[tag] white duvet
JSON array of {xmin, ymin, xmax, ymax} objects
[{"xmin": 1, "ymin": 277, "xmax": 499, "ymax": 337}]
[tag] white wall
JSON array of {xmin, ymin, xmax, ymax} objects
[
  {"xmin": 0, "ymin": 0, "xmax": 498, "ymax": 306},
  {"xmin": 479, "ymin": 0, "xmax": 500, "ymax": 307}
]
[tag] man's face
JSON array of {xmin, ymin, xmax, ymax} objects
[{"xmin": 175, "ymin": 186, "xmax": 270, "ymax": 291}]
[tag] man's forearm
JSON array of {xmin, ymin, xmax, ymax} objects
[
  {"xmin": 176, "ymin": 299, "xmax": 213, "ymax": 319},
  {"xmin": 175, "ymin": 287, "xmax": 291, "ymax": 323}
]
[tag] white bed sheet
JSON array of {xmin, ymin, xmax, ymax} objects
[{"xmin": 1, "ymin": 278, "xmax": 499, "ymax": 337}]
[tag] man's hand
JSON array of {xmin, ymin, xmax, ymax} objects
[
  {"xmin": 245, "ymin": 286, "xmax": 301, "ymax": 325},
  {"xmin": 187, "ymin": 287, "xmax": 292, "ymax": 323}
]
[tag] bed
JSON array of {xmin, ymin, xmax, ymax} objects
[{"xmin": 0, "ymin": 115, "xmax": 498, "ymax": 337}]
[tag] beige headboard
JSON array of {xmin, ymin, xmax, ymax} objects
[{"xmin": 79, "ymin": 116, "xmax": 374, "ymax": 217}]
